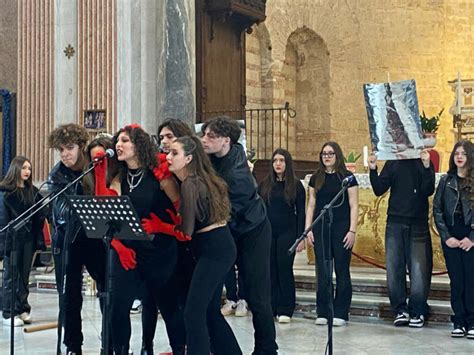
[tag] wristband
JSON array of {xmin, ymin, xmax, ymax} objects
[{"xmin": 349, "ymin": 230, "xmax": 356, "ymax": 234}]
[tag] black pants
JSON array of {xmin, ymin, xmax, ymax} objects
[
  {"xmin": 442, "ymin": 242, "xmax": 474, "ymax": 327},
  {"xmin": 313, "ymin": 219, "xmax": 352, "ymax": 320},
  {"xmin": 109, "ymin": 246, "xmax": 185, "ymax": 354},
  {"xmin": 53, "ymin": 236, "xmax": 106, "ymax": 353},
  {"xmin": 2, "ymin": 237, "xmax": 34, "ymax": 319},
  {"xmin": 235, "ymin": 218, "xmax": 278, "ymax": 355},
  {"xmin": 270, "ymin": 228, "xmax": 296, "ymax": 317},
  {"xmin": 185, "ymin": 226, "xmax": 240, "ymax": 355},
  {"xmin": 225, "ymin": 263, "xmax": 245, "ymax": 302}
]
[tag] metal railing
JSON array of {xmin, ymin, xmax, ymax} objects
[{"xmin": 199, "ymin": 102, "xmax": 296, "ymax": 160}]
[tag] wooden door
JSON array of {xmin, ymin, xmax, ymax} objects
[{"xmin": 195, "ymin": 0, "xmax": 266, "ymax": 122}]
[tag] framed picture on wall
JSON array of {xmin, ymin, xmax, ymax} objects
[{"xmin": 83, "ymin": 109, "xmax": 106, "ymax": 131}]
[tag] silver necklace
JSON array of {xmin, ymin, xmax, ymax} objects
[{"xmin": 127, "ymin": 169, "xmax": 144, "ymax": 192}]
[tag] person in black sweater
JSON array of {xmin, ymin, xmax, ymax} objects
[
  {"xmin": 0, "ymin": 156, "xmax": 46, "ymax": 326},
  {"xmin": 306, "ymin": 142, "xmax": 359, "ymax": 327},
  {"xmin": 369, "ymin": 149, "xmax": 434, "ymax": 328},
  {"xmin": 433, "ymin": 140, "xmax": 474, "ymax": 338},
  {"xmin": 258, "ymin": 148, "xmax": 306, "ymax": 323},
  {"xmin": 201, "ymin": 116, "xmax": 278, "ymax": 355}
]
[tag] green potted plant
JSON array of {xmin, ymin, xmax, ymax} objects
[
  {"xmin": 344, "ymin": 151, "xmax": 361, "ymax": 173},
  {"xmin": 420, "ymin": 108, "xmax": 443, "ymax": 148}
]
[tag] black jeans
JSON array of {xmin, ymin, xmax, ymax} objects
[
  {"xmin": 270, "ymin": 229, "xmax": 296, "ymax": 317},
  {"xmin": 442, "ymin": 242, "xmax": 474, "ymax": 327},
  {"xmin": 53, "ymin": 236, "xmax": 106, "ymax": 353},
  {"xmin": 185, "ymin": 226, "xmax": 240, "ymax": 355},
  {"xmin": 225, "ymin": 263, "xmax": 245, "ymax": 302},
  {"xmin": 385, "ymin": 222, "xmax": 433, "ymax": 317},
  {"xmin": 235, "ymin": 218, "xmax": 278, "ymax": 355},
  {"xmin": 109, "ymin": 247, "xmax": 185, "ymax": 354},
  {"xmin": 313, "ymin": 219, "xmax": 352, "ymax": 320},
  {"xmin": 2, "ymin": 237, "xmax": 34, "ymax": 319}
]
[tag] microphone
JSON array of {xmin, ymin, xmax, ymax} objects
[
  {"xmin": 92, "ymin": 149, "xmax": 115, "ymax": 163},
  {"xmin": 341, "ymin": 175, "xmax": 355, "ymax": 187}
]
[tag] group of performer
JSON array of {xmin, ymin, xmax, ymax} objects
[{"xmin": 0, "ymin": 115, "xmax": 473, "ymax": 355}]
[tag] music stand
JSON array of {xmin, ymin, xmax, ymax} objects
[{"xmin": 66, "ymin": 195, "xmax": 152, "ymax": 354}]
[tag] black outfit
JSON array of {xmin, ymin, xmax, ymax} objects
[
  {"xmin": 433, "ymin": 172, "xmax": 474, "ymax": 328},
  {"xmin": 370, "ymin": 159, "xmax": 434, "ymax": 317},
  {"xmin": 260, "ymin": 180, "xmax": 305, "ymax": 318},
  {"xmin": 178, "ymin": 175, "xmax": 241, "ymax": 355},
  {"xmin": 309, "ymin": 172, "xmax": 358, "ymax": 320},
  {"xmin": 48, "ymin": 162, "xmax": 107, "ymax": 353},
  {"xmin": 1, "ymin": 187, "xmax": 45, "ymax": 319},
  {"xmin": 210, "ymin": 143, "xmax": 277, "ymax": 355},
  {"xmin": 109, "ymin": 169, "xmax": 185, "ymax": 355}
]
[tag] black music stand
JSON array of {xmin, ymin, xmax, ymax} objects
[{"xmin": 66, "ymin": 195, "xmax": 152, "ymax": 354}]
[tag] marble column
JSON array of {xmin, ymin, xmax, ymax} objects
[
  {"xmin": 54, "ymin": 0, "xmax": 78, "ymax": 127},
  {"xmin": 116, "ymin": 0, "xmax": 195, "ymax": 134}
]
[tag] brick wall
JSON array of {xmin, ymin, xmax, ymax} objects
[{"xmin": 246, "ymin": 0, "xmax": 474, "ymax": 171}]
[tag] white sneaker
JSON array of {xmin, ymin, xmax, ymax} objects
[
  {"xmin": 234, "ymin": 299, "xmax": 248, "ymax": 317},
  {"xmin": 333, "ymin": 318, "xmax": 347, "ymax": 326},
  {"xmin": 19, "ymin": 312, "xmax": 32, "ymax": 324},
  {"xmin": 220, "ymin": 300, "xmax": 236, "ymax": 316},
  {"xmin": 315, "ymin": 317, "xmax": 328, "ymax": 325},
  {"xmin": 278, "ymin": 315, "xmax": 291, "ymax": 324},
  {"xmin": 3, "ymin": 316, "xmax": 24, "ymax": 327},
  {"xmin": 130, "ymin": 299, "xmax": 142, "ymax": 314}
]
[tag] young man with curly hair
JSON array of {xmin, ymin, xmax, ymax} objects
[{"xmin": 48, "ymin": 124, "xmax": 107, "ymax": 355}]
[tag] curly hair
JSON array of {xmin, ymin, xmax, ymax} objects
[
  {"xmin": 201, "ymin": 116, "xmax": 242, "ymax": 144},
  {"xmin": 48, "ymin": 124, "xmax": 89, "ymax": 149},
  {"xmin": 113, "ymin": 124, "xmax": 157, "ymax": 174}
]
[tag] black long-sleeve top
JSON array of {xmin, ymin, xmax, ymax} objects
[
  {"xmin": 369, "ymin": 159, "xmax": 435, "ymax": 225},
  {"xmin": 261, "ymin": 180, "xmax": 306, "ymax": 238},
  {"xmin": 210, "ymin": 143, "xmax": 267, "ymax": 238}
]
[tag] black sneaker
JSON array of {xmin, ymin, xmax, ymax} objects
[
  {"xmin": 409, "ymin": 314, "xmax": 425, "ymax": 328},
  {"xmin": 467, "ymin": 325, "xmax": 474, "ymax": 339},
  {"xmin": 451, "ymin": 325, "xmax": 466, "ymax": 338},
  {"xmin": 393, "ymin": 312, "xmax": 410, "ymax": 326}
]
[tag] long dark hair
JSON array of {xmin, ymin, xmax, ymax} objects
[
  {"xmin": 83, "ymin": 135, "xmax": 120, "ymax": 193},
  {"xmin": 113, "ymin": 124, "xmax": 157, "ymax": 175},
  {"xmin": 311, "ymin": 141, "xmax": 351, "ymax": 192},
  {"xmin": 448, "ymin": 140, "xmax": 473, "ymax": 196},
  {"xmin": 158, "ymin": 118, "xmax": 194, "ymax": 141},
  {"xmin": 259, "ymin": 148, "xmax": 298, "ymax": 205},
  {"xmin": 175, "ymin": 135, "xmax": 231, "ymax": 223},
  {"xmin": 0, "ymin": 156, "xmax": 35, "ymax": 203}
]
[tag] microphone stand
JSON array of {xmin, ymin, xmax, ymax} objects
[
  {"xmin": 0, "ymin": 161, "xmax": 98, "ymax": 355},
  {"xmin": 288, "ymin": 181, "xmax": 351, "ymax": 355}
]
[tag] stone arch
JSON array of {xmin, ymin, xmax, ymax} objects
[
  {"xmin": 246, "ymin": 23, "xmax": 273, "ymax": 109},
  {"xmin": 283, "ymin": 27, "xmax": 330, "ymax": 160}
]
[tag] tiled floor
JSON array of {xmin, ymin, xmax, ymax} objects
[{"xmin": 0, "ymin": 292, "xmax": 473, "ymax": 354}]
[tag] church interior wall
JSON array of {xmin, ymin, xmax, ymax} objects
[{"xmin": 247, "ymin": 0, "xmax": 474, "ymax": 171}]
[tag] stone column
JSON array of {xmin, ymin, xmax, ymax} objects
[
  {"xmin": 54, "ymin": 0, "xmax": 78, "ymax": 126},
  {"xmin": 116, "ymin": 0, "xmax": 195, "ymax": 134}
]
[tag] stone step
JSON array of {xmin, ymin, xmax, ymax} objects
[
  {"xmin": 295, "ymin": 290, "xmax": 452, "ymax": 323},
  {"xmin": 293, "ymin": 257, "xmax": 451, "ymax": 301}
]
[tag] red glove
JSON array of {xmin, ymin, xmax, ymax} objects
[
  {"xmin": 111, "ymin": 239, "xmax": 137, "ymax": 270},
  {"xmin": 141, "ymin": 212, "xmax": 191, "ymax": 242},
  {"xmin": 152, "ymin": 153, "xmax": 172, "ymax": 181},
  {"xmin": 93, "ymin": 151, "xmax": 118, "ymax": 196}
]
